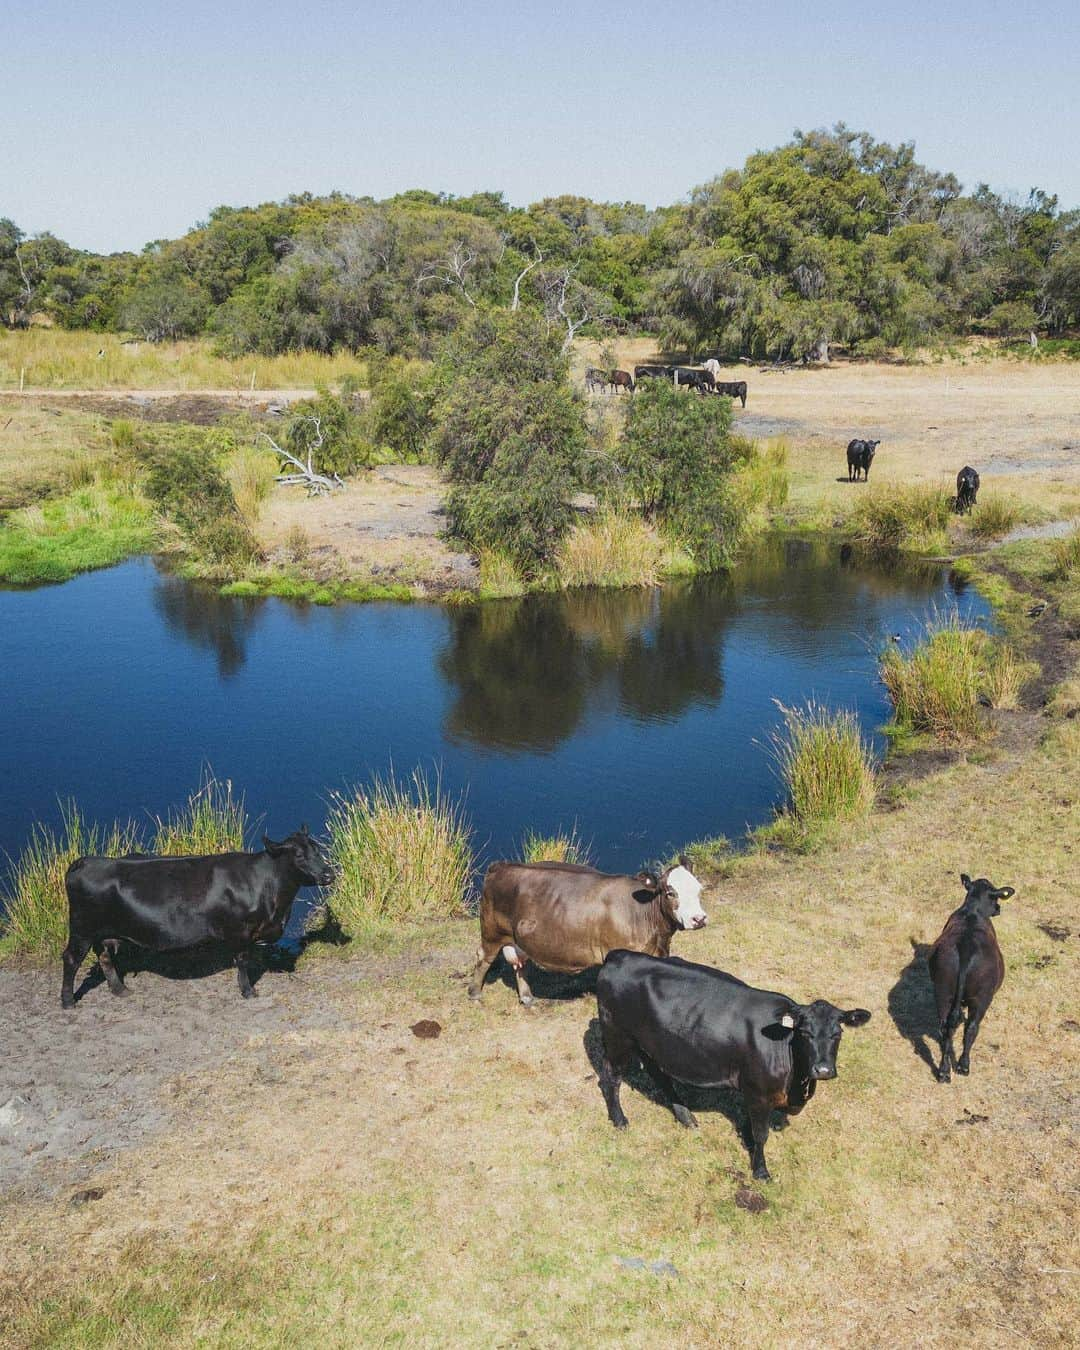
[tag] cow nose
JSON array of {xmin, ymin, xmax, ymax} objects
[
  {"xmin": 693, "ymin": 915, "xmax": 707, "ymax": 929},
  {"xmin": 812, "ymin": 1065, "xmax": 836, "ymax": 1080}
]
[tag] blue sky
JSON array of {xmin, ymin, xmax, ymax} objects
[{"xmin": 7, "ymin": 0, "xmax": 1079, "ymax": 253}]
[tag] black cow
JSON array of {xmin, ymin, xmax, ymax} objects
[
  {"xmin": 955, "ymin": 466, "xmax": 980, "ymax": 515},
  {"xmin": 713, "ymin": 380, "xmax": 748, "ymax": 408},
  {"xmin": 596, "ymin": 951, "xmax": 871, "ymax": 1180},
  {"xmin": 673, "ymin": 367, "xmax": 713, "ymax": 393},
  {"xmin": 847, "ymin": 438, "xmax": 880, "ymax": 481},
  {"xmin": 61, "ymin": 827, "xmax": 334, "ymax": 1007},
  {"xmin": 928, "ymin": 874, "xmax": 1014, "ymax": 1082},
  {"xmin": 633, "ymin": 364, "xmax": 671, "ymax": 382}
]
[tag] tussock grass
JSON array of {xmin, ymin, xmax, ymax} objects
[
  {"xmin": 0, "ymin": 330, "xmax": 364, "ymax": 391},
  {"xmin": 520, "ymin": 827, "xmax": 592, "ymax": 866},
  {"xmin": 327, "ymin": 769, "xmax": 473, "ymax": 928},
  {"xmin": 0, "ymin": 778, "xmax": 249, "ymax": 959},
  {"xmin": 736, "ymin": 438, "xmax": 790, "ymax": 512},
  {"xmin": 768, "ymin": 701, "xmax": 877, "ymax": 837},
  {"xmin": 225, "ymin": 445, "xmax": 278, "ymax": 527},
  {"xmin": 1050, "ymin": 528, "xmax": 1080, "ymax": 579},
  {"xmin": 966, "ymin": 492, "xmax": 1030, "ymax": 539},
  {"xmin": 880, "ymin": 614, "xmax": 1027, "ymax": 742},
  {"xmin": 556, "ymin": 511, "xmax": 661, "ymax": 589},
  {"xmin": 150, "ymin": 775, "xmax": 248, "ymax": 856},
  {"xmin": 847, "ymin": 483, "xmax": 952, "ymax": 553},
  {"xmin": 0, "ymin": 807, "xmax": 142, "ymax": 960},
  {"xmin": 477, "ymin": 550, "xmax": 526, "ymax": 598}
]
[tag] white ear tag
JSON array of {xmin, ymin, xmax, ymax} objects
[{"xmin": 781, "ymin": 1014, "xmax": 796, "ymax": 1029}]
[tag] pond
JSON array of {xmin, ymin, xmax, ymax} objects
[{"xmin": 0, "ymin": 538, "xmax": 987, "ymax": 918}]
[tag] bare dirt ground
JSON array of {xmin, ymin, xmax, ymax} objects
[{"xmin": 259, "ymin": 464, "xmax": 478, "ymax": 590}]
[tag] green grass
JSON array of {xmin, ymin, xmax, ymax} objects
[
  {"xmin": 0, "ymin": 777, "xmax": 250, "ymax": 960},
  {"xmin": 556, "ymin": 511, "xmax": 662, "ymax": 590},
  {"xmin": 217, "ymin": 570, "xmax": 416, "ymax": 604},
  {"xmin": 224, "ymin": 444, "xmax": 278, "ymax": 527},
  {"xmin": 326, "ymin": 769, "xmax": 474, "ymax": 931},
  {"xmin": 520, "ymin": 827, "xmax": 593, "ymax": 865},
  {"xmin": 764, "ymin": 700, "xmax": 877, "ymax": 844},
  {"xmin": 880, "ymin": 614, "xmax": 1029, "ymax": 742},
  {"xmin": 0, "ymin": 476, "xmax": 156, "ymax": 584},
  {"xmin": 846, "ymin": 482, "xmax": 952, "ymax": 555}
]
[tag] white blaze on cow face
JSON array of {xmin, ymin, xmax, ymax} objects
[{"xmin": 668, "ymin": 866, "xmax": 707, "ymax": 929}]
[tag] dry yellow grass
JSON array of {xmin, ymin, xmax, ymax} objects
[{"xmin": 2, "ymin": 716, "xmax": 1077, "ymax": 1347}]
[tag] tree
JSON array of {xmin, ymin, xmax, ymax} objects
[{"xmin": 431, "ymin": 312, "xmax": 590, "ymax": 570}]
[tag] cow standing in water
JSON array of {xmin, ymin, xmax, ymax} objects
[
  {"xmin": 61, "ymin": 828, "xmax": 334, "ymax": 1007},
  {"xmin": 466, "ymin": 860, "xmax": 707, "ymax": 1006},
  {"xmin": 928, "ymin": 874, "xmax": 1015, "ymax": 1082}
]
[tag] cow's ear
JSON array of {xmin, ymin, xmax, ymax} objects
[
  {"xmin": 841, "ymin": 1008, "xmax": 872, "ymax": 1027},
  {"xmin": 960, "ymin": 873, "xmax": 972, "ymax": 890},
  {"xmin": 263, "ymin": 834, "xmax": 286, "ymax": 857},
  {"xmin": 678, "ymin": 854, "xmax": 690, "ymax": 871},
  {"xmin": 994, "ymin": 886, "xmax": 1015, "ymax": 902}
]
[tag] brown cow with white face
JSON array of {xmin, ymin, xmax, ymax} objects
[{"xmin": 466, "ymin": 859, "xmax": 708, "ymax": 1006}]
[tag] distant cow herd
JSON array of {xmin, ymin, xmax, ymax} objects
[
  {"xmin": 61, "ymin": 833, "xmax": 1015, "ymax": 1182},
  {"xmin": 585, "ymin": 362, "xmax": 749, "ymax": 407}
]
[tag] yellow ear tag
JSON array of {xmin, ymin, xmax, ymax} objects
[{"xmin": 781, "ymin": 1014, "xmax": 796, "ymax": 1029}]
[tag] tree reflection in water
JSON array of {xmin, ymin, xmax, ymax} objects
[{"xmin": 152, "ymin": 571, "xmax": 266, "ymax": 679}]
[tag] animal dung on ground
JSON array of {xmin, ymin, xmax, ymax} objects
[
  {"xmin": 734, "ymin": 1185, "xmax": 768, "ymax": 1213},
  {"xmin": 410, "ymin": 1019, "xmax": 442, "ymax": 1039}
]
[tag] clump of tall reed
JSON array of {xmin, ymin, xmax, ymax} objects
[
  {"xmin": 768, "ymin": 700, "xmax": 877, "ymax": 835},
  {"xmin": 846, "ymin": 483, "xmax": 952, "ymax": 553},
  {"xmin": 327, "ymin": 769, "xmax": 473, "ymax": 928},
  {"xmin": 556, "ymin": 511, "xmax": 662, "ymax": 589},
  {"xmin": 0, "ymin": 777, "xmax": 250, "ymax": 960},
  {"xmin": 1050, "ymin": 528, "xmax": 1080, "ymax": 579},
  {"xmin": 879, "ymin": 615, "xmax": 1028, "ymax": 742},
  {"xmin": 520, "ymin": 827, "xmax": 592, "ymax": 866},
  {"xmin": 966, "ymin": 493, "xmax": 1028, "ymax": 539},
  {"xmin": 477, "ymin": 550, "xmax": 526, "ymax": 598}
]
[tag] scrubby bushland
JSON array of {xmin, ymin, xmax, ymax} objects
[
  {"xmin": 139, "ymin": 433, "xmax": 262, "ymax": 568},
  {"xmin": 431, "ymin": 312, "xmax": 591, "ymax": 572},
  {"xmin": 880, "ymin": 615, "xmax": 1029, "ymax": 742},
  {"xmin": 614, "ymin": 381, "xmax": 755, "ymax": 570},
  {"xmin": 327, "ymin": 769, "xmax": 474, "ymax": 929},
  {"xmin": 0, "ymin": 777, "xmax": 248, "ymax": 959},
  {"xmin": 766, "ymin": 701, "xmax": 877, "ymax": 842},
  {"xmin": 9, "ymin": 125, "xmax": 1080, "ymax": 360}
]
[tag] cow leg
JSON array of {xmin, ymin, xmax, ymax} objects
[
  {"xmin": 60, "ymin": 935, "xmax": 92, "ymax": 1009},
  {"xmin": 598, "ymin": 1018, "xmax": 636, "ymax": 1130},
  {"xmin": 746, "ymin": 1102, "xmax": 773, "ymax": 1181},
  {"xmin": 95, "ymin": 939, "xmax": 129, "ymax": 998},
  {"xmin": 511, "ymin": 957, "xmax": 536, "ymax": 1008},
  {"xmin": 936, "ymin": 1008, "xmax": 962, "ymax": 1083},
  {"xmin": 234, "ymin": 948, "xmax": 257, "ymax": 998},
  {"xmin": 466, "ymin": 938, "xmax": 502, "ymax": 1000},
  {"xmin": 641, "ymin": 1054, "xmax": 698, "ymax": 1129},
  {"xmin": 957, "ymin": 1008, "xmax": 985, "ymax": 1075}
]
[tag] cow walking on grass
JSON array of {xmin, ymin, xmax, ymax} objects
[
  {"xmin": 928, "ymin": 873, "xmax": 1014, "ymax": 1082},
  {"xmin": 61, "ymin": 828, "xmax": 334, "ymax": 1007},
  {"xmin": 467, "ymin": 860, "xmax": 707, "ymax": 1006}
]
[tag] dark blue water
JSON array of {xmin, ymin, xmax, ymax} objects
[{"xmin": 0, "ymin": 539, "xmax": 987, "ymax": 898}]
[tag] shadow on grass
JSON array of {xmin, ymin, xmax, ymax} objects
[
  {"xmin": 581, "ymin": 1017, "xmax": 789, "ymax": 1172},
  {"xmin": 888, "ymin": 938, "xmax": 940, "ymax": 1079},
  {"xmin": 72, "ymin": 904, "xmax": 351, "ymax": 1004}
]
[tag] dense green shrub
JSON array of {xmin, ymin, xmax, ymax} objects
[
  {"xmin": 140, "ymin": 438, "xmax": 262, "ymax": 566},
  {"xmin": 432, "ymin": 312, "xmax": 590, "ymax": 571},
  {"xmin": 283, "ymin": 390, "xmax": 371, "ymax": 478}
]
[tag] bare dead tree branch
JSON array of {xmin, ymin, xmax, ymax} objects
[
  {"xmin": 257, "ymin": 420, "xmax": 343, "ymax": 495},
  {"xmin": 510, "ymin": 241, "xmax": 543, "ymax": 311}
]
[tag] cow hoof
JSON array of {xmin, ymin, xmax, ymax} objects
[
  {"xmin": 752, "ymin": 1167, "xmax": 771, "ymax": 1183},
  {"xmin": 467, "ymin": 988, "xmax": 482, "ymax": 1001},
  {"xmin": 956, "ymin": 1062, "xmax": 970, "ymax": 1076},
  {"xmin": 241, "ymin": 987, "xmax": 258, "ymax": 1000},
  {"xmin": 612, "ymin": 1117, "xmax": 629, "ymax": 1131},
  {"xmin": 61, "ymin": 996, "xmax": 75, "ymax": 1011},
  {"xmin": 110, "ymin": 983, "xmax": 131, "ymax": 998},
  {"xmin": 519, "ymin": 995, "xmax": 534, "ymax": 1008},
  {"xmin": 936, "ymin": 1070, "xmax": 951, "ymax": 1084},
  {"xmin": 673, "ymin": 1107, "xmax": 699, "ymax": 1129}
]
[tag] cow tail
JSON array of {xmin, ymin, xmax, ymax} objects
[{"xmin": 947, "ymin": 928, "xmax": 977, "ymax": 1028}]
